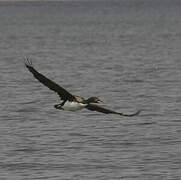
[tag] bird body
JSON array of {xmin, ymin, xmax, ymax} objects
[
  {"xmin": 60, "ymin": 101, "xmax": 87, "ymax": 111},
  {"xmin": 25, "ymin": 59, "xmax": 140, "ymax": 117}
]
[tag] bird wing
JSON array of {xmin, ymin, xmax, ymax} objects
[
  {"xmin": 25, "ymin": 59, "xmax": 76, "ymax": 101},
  {"xmin": 86, "ymin": 104, "xmax": 140, "ymax": 117}
]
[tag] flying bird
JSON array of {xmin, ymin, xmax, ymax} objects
[{"xmin": 25, "ymin": 59, "xmax": 140, "ymax": 117}]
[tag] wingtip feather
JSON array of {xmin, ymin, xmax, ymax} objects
[
  {"xmin": 25, "ymin": 57, "xmax": 33, "ymax": 68},
  {"xmin": 120, "ymin": 110, "xmax": 141, "ymax": 117}
]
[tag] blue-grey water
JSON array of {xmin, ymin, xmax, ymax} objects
[{"xmin": 1, "ymin": 0, "xmax": 181, "ymax": 179}]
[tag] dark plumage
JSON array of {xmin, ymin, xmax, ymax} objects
[
  {"xmin": 25, "ymin": 59, "xmax": 75, "ymax": 102},
  {"xmin": 25, "ymin": 59, "xmax": 140, "ymax": 117},
  {"xmin": 86, "ymin": 104, "xmax": 140, "ymax": 116}
]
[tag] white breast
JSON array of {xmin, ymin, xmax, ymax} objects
[{"xmin": 62, "ymin": 101, "xmax": 87, "ymax": 111}]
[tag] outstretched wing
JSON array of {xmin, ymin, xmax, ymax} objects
[
  {"xmin": 25, "ymin": 59, "xmax": 76, "ymax": 101},
  {"xmin": 86, "ymin": 104, "xmax": 140, "ymax": 117}
]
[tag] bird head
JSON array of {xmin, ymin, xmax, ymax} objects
[{"xmin": 86, "ymin": 97, "xmax": 103, "ymax": 103}]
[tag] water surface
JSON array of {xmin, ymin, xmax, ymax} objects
[{"xmin": 1, "ymin": 0, "xmax": 181, "ymax": 179}]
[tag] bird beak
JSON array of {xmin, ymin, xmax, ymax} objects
[{"xmin": 98, "ymin": 100, "xmax": 104, "ymax": 103}]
